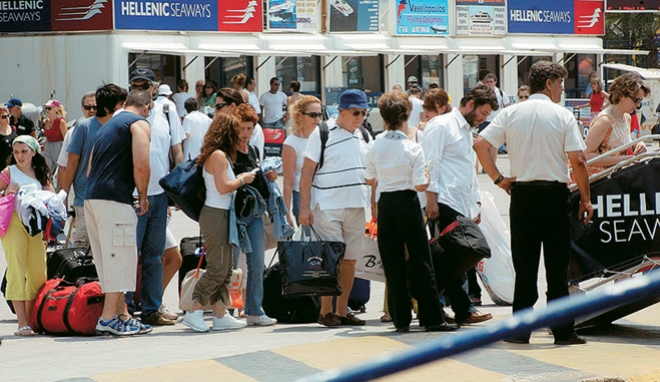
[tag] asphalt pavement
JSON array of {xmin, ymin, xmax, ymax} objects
[{"xmin": 1, "ymin": 155, "xmax": 660, "ymax": 382}]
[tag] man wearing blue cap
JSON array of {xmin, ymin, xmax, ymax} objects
[
  {"xmin": 7, "ymin": 98, "xmax": 36, "ymax": 137},
  {"xmin": 299, "ymin": 89, "xmax": 370, "ymax": 327}
]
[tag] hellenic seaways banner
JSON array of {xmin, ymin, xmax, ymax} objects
[
  {"xmin": 508, "ymin": 0, "xmax": 604, "ymax": 35},
  {"xmin": 570, "ymin": 159, "xmax": 660, "ymax": 282}
]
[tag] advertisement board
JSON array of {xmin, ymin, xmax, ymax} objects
[
  {"xmin": 395, "ymin": 0, "xmax": 449, "ymax": 36},
  {"xmin": 456, "ymin": 0, "xmax": 505, "ymax": 36},
  {"xmin": 114, "ymin": 0, "xmax": 218, "ymax": 31},
  {"xmin": 507, "ymin": 0, "xmax": 604, "ymax": 35},
  {"xmin": 606, "ymin": 0, "xmax": 660, "ymax": 11},
  {"xmin": 329, "ymin": 0, "xmax": 378, "ymax": 32},
  {"xmin": 267, "ymin": 0, "xmax": 319, "ymax": 31},
  {"xmin": 218, "ymin": 0, "xmax": 262, "ymax": 32},
  {"xmin": 0, "ymin": 0, "xmax": 51, "ymax": 32},
  {"xmin": 51, "ymin": 0, "xmax": 114, "ymax": 31}
]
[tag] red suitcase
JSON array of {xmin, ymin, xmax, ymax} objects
[{"xmin": 31, "ymin": 278, "xmax": 104, "ymax": 336}]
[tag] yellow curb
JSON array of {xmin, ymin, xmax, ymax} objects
[{"xmin": 91, "ymin": 359, "xmax": 257, "ymax": 382}]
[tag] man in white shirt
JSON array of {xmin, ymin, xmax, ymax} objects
[
  {"xmin": 259, "ymin": 77, "xmax": 288, "ymax": 128},
  {"xmin": 246, "ymin": 76, "xmax": 261, "ymax": 117},
  {"xmin": 299, "ymin": 89, "xmax": 370, "ymax": 327},
  {"xmin": 182, "ymin": 98, "xmax": 212, "ymax": 160},
  {"xmin": 125, "ymin": 69, "xmax": 185, "ymax": 326},
  {"xmin": 475, "ymin": 61, "xmax": 593, "ymax": 345},
  {"xmin": 422, "ymin": 84, "xmax": 498, "ymax": 326},
  {"xmin": 407, "ymin": 85, "xmax": 424, "ymax": 128}
]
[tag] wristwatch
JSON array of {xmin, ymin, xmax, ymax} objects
[{"xmin": 494, "ymin": 174, "xmax": 504, "ymax": 185}]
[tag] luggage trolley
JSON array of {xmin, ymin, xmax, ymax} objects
[{"xmin": 569, "ymin": 136, "xmax": 660, "ymax": 328}]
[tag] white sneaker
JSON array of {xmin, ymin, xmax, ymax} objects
[
  {"xmin": 159, "ymin": 304, "xmax": 179, "ymax": 321},
  {"xmin": 182, "ymin": 310, "xmax": 210, "ymax": 332},
  {"xmin": 246, "ymin": 315, "xmax": 277, "ymax": 326},
  {"xmin": 213, "ymin": 313, "xmax": 247, "ymax": 331}
]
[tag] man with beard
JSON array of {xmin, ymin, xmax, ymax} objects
[{"xmin": 422, "ymin": 84, "xmax": 498, "ymax": 326}]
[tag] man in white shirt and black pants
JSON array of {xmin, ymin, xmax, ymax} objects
[
  {"xmin": 422, "ymin": 85, "xmax": 497, "ymax": 326},
  {"xmin": 299, "ymin": 89, "xmax": 370, "ymax": 327},
  {"xmin": 474, "ymin": 61, "xmax": 593, "ymax": 345}
]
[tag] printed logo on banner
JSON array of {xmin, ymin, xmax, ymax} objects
[
  {"xmin": 574, "ymin": 0, "xmax": 604, "ymax": 35},
  {"xmin": 115, "ymin": 0, "xmax": 217, "ymax": 31},
  {"xmin": 219, "ymin": 0, "xmax": 262, "ymax": 31},
  {"xmin": 395, "ymin": 0, "xmax": 449, "ymax": 36},
  {"xmin": 507, "ymin": 0, "xmax": 575, "ymax": 34},
  {"xmin": 329, "ymin": 0, "xmax": 378, "ymax": 32},
  {"xmin": 51, "ymin": 0, "xmax": 113, "ymax": 31},
  {"xmin": 455, "ymin": 0, "xmax": 505, "ymax": 36},
  {"xmin": 0, "ymin": 0, "xmax": 51, "ymax": 32}
]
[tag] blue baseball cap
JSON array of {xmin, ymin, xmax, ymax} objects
[
  {"xmin": 7, "ymin": 98, "xmax": 22, "ymax": 108},
  {"xmin": 338, "ymin": 89, "xmax": 368, "ymax": 110}
]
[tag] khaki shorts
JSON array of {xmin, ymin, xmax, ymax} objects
[
  {"xmin": 84, "ymin": 199, "xmax": 138, "ymax": 294},
  {"xmin": 312, "ymin": 206, "xmax": 365, "ymax": 261}
]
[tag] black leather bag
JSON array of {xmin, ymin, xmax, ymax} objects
[
  {"xmin": 277, "ymin": 226, "xmax": 345, "ymax": 298},
  {"xmin": 430, "ymin": 215, "xmax": 491, "ymax": 283},
  {"xmin": 159, "ymin": 158, "xmax": 206, "ymax": 222},
  {"xmin": 47, "ymin": 247, "xmax": 97, "ymax": 282}
]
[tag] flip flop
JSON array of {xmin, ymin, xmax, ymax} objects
[{"xmin": 14, "ymin": 326, "xmax": 35, "ymax": 336}]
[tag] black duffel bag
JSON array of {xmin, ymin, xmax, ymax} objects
[
  {"xmin": 277, "ymin": 226, "xmax": 345, "ymax": 298},
  {"xmin": 430, "ymin": 215, "xmax": 491, "ymax": 284},
  {"xmin": 47, "ymin": 247, "xmax": 97, "ymax": 282},
  {"xmin": 159, "ymin": 158, "xmax": 206, "ymax": 222}
]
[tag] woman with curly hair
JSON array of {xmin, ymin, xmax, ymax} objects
[
  {"xmin": 181, "ymin": 113, "xmax": 256, "ymax": 333},
  {"xmin": 583, "ymin": 72, "xmax": 649, "ymax": 173},
  {"xmin": 42, "ymin": 99, "xmax": 68, "ymax": 175},
  {"xmin": 282, "ymin": 95, "xmax": 321, "ymax": 227},
  {"xmin": 230, "ymin": 74, "xmax": 250, "ymax": 103},
  {"xmin": 0, "ymin": 135, "xmax": 54, "ymax": 336}
]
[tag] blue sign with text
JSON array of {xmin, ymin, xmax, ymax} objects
[
  {"xmin": 396, "ymin": 0, "xmax": 449, "ymax": 36},
  {"xmin": 115, "ymin": 0, "xmax": 218, "ymax": 31},
  {"xmin": 507, "ymin": 0, "xmax": 574, "ymax": 34}
]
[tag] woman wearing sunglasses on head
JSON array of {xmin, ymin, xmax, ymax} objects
[
  {"xmin": 583, "ymin": 72, "xmax": 648, "ymax": 174},
  {"xmin": 282, "ymin": 95, "xmax": 322, "ymax": 227},
  {"xmin": 0, "ymin": 106, "xmax": 18, "ymax": 171},
  {"xmin": 42, "ymin": 100, "xmax": 67, "ymax": 175}
]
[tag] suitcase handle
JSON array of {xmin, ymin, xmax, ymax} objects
[{"xmin": 194, "ymin": 246, "xmax": 206, "ymax": 279}]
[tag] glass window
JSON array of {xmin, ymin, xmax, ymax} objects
[
  {"xmin": 421, "ymin": 55, "xmax": 444, "ymax": 89},
  {"xmin": 462, "ymin": 54, "xmax": 500, "ymax": 93},
  {"xmin": 203, "ymin": 56, "xmax": 253, "ymax": 88},
  {"xmin": 517, "ymin": 56, "xmax": 553, "ymax": 88},
  {"xmin": 275, "ymin": 56, "xmax": 320, "ymax": 96},
  {"xmin": 342, "ymin": 56, "xmax": 383, "ymax": 92},
  {"xmin": 128, "ymin": 53, "xmax": 178, "ymax": 87}
]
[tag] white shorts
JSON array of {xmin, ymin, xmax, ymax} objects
[
  {"xmin": 312, "ymin": 207, "xmax": 365, "ymax": 261},
  {"xmin": 164, "ymin": 226, "xmax": 177, "ymax": 250},
  {"xmin": 84, "ymin": 199, "xmax": 138, "ymax": 294}
]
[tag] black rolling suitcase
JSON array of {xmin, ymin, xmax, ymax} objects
[
  {"xmin": 47, "ymin": 247, "xmax": 97, "ymax": 282},
  {"xmin": 178, "ymin": 236, "xmax": 206, "ymax": 295}
]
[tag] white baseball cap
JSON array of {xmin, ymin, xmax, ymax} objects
[{"xmin": 158, "ymin": 84, "xmax": 173, "ymax": 96}]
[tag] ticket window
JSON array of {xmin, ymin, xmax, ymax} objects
[
  {"xmin": 128, "ymin": 53, "xmax": 179, "ymax": 89},
  {"xmin": 404, "ymin": 55, "xmax": 445, "ymax": 90},
  {"xmin": 564, "ymin": 54, "xmax": 597, "ymax": 98},
  {"xmin": 275, "ymin": 56, "xmax": 321, "ymax": 98},
  {"xmin": 342, "ymin": 56, "xmax": 384, "ymax": 93},
  {"xmin": 517, "ymin": 56, "xmax": 553, "ymax": 87},
  {"xmin": 203, "ymin": 56, "xmax": 254, "ymax": 88},
  {"xmin": 463, "ymin": 55, "xmax": 500, "ymax": 93}
]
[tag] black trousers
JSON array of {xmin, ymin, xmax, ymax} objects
[
  {"xmin": 432, "ymin": 203, "xmax": 474, "ymax": 322},
  {"xmin": 377, "ymin": 191, "xmax": 444, "ymax": 329},
  {"xmin": 510, "ymin": 181, "xmax": 576, "ymax": 340}
]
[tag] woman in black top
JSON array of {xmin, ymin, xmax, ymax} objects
[{"xmin": 0, "ymin": 106, "xmax": 17, "ymax": 171}]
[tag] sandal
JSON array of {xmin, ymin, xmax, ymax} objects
[
  {"xmin": 380, "ymin": 313, "xmax": 392, "ymax": 323},
  {"xmin": 14, "ymin": 325, "xmax": 35, "ymax": 336}
]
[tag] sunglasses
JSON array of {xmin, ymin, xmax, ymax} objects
[
  {"xmin": 196, "ymin": 84, "xmax": 203, "ymax": 87},
  {"xmin": 205, "ymin": 86, "xmax": 214, "ymax": 89},
  {"xmin": 632, "ymin": 96, "xmax": 643, "ymax": 104},
  {"xmin": 83, "ymin": 104, "xmax": 97, "ymax": 111},
  {"xmin": 303, "ymin": 112, "xmax": 323, "ymax": 119},
  {"xmin": 351, "ymin": 110, "xmax": 367, "ymax": 117},
  {"xmin": 519, "ymin": 95, "xmax": 529, "ymax": 99},
  {"xmin": 215, "ymin": 103, "xmax": 229, "ymax": 110},
  {"xmin": 130, "ymin": 82, "xmax": 152, "ymax": 91},
  {"xmin": 45, "ymin": 107, "xmax": 52, "ymax": 111},
  {"xmin": 1, "ymin": 115, "xmax": 8, "ymax": 119}
]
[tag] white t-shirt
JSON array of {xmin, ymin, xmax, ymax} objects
[
  {"xmin": 481, "ymin": 93, "xmax": 586, "ymax": 183},
  {"xmin": 248, "ymin": 91, "xmax": 261, "ymax": 115},
  {"xmin": 249, "ymin": 123, "xmax": 265, "ymax": 162},
  {"xmin": 172, "ymin": 92, "xmax": 195, "ymax": 117},
  {"xmin": 304, "ymin": 120, "xmax": 369, "ymax": 210},
  {"xmin": 366, "ymin": 130, "xmax": 426, "ymax": 201},
  {"xmin": 283, "ymin": 134, "xmax": 308, "ymax": 192},
  {"xmin": 203, "ymin": 161, "xmax": 235, "ymax": 210},
  {"xmin": 145, "ymin": 101, "xmax": 186, "ymax": 195},
  {"xmin": 487, "ymin": 87, "xmax": 510, "ymax": 122},
  {"xmin": 407, "ymin": 97, "xmax": 424, "ymax": 128},
  {"xmin": 182, "ymin": 111, "xmax": 212, "ymax": 161},
  {"xmin": 259, "ymin": 91, "xmax": 287, "ymax": 123},
  {"xmin": 57, "ymin": 125, "xmax": 75, "ymax": 167}
]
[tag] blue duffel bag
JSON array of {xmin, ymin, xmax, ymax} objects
[{"xmin": 159, "ymin": 158, "xmax": 206, "ymax": 222}]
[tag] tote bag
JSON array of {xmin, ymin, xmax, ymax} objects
[
  {"xmin": 277, "ymin": 226, "xmax": 345, "ymax": 298},
  {"xmin": 0, "ymin": 171, "xmax": 14, "ymax": 237},
  {"xmin": 159, "ymin": 158, "xmax": 205, "ymax": 222}
]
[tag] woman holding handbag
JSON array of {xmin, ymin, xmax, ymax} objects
[
  {"xmin": 365, "ymin": 91, "xmax": 456, "ymax": 333},
  {"xmin": 181, "ymin": 113, "xmax": 256, "ymax": 333},
  {"xmin": 230, "ymin": 104, "xmax": 278, "ymax": 327},
  {"xmin": 0, "ymin": 136, "xmax": 54, "ymax": 336}
]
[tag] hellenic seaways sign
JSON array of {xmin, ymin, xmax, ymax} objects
[
  {"xmin": 115, "ymin": 0, "xmax": 218, "ymax": 31},
  {"xmin": 0, "ymin": 0, "xmax": 50, "ymax": 32},
  {"xmin": 508, "ymin": 0, "xmax": 604, "ymax": 35}
]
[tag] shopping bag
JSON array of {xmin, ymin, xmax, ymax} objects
[
  {"xmin": 159, "ymin": 158, "xmax": 205, "ymax": 222},
  {"xmin": 476, "ymin": 191, "xmax": 515, "ymax": 305},
  {"xmin": 277, "ymin": 225, "xmax": 345, "ymax": 298},
  {"xmin": 355, "ymin": 218, "xmax": 385, "ymax": 283},
  {"xmin": 179, "ymin": 248, "xmax": 213, "ymax": 311},
  {"xmin": 263, "ymin": 212, "xmax": 277, "ymax": 250},
  {"xmin": 0, "ymin": 193, "xmax": 15, "ymax": 237},
  {"xmin": 229, "ymin": 268, "xmax": 245, "ymax": 309}
]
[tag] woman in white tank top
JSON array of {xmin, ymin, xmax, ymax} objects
[
  {"xmin": 0, "ymin": 135, "xmax": 54, "ymax": 337},
  {"xmin": 181, "ymin": 114, "xmax": 257, "ymax": 333}
]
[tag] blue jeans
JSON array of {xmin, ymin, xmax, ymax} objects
[
  {"xmin": 292, "ymin": 190, "xmax": 300, "ymax": 224},
  {"xmin": 126, "ymin": 193, "xmax": 168, "ymax": 318},
  {"xmin": 233, "ymin": 214, "xmax": 266, "ymax": 316}
]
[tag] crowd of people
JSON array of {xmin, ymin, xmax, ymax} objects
[{"xmin": 1, "ymin": 61, "xmax": 646, "ymax": 343}]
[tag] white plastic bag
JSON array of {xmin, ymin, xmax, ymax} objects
[
  {"xmin": 354, "ymin": 235, "xmax": 385, "ymax": 283},
  {"xmin": 476, "ymin": 191, "xmax": 516, "ymax": 305}
]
